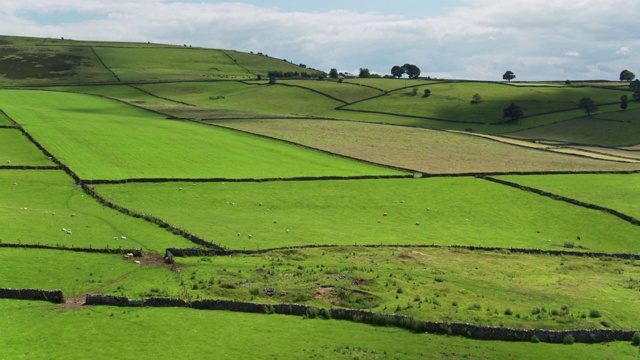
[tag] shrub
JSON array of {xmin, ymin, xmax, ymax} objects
[
  {"xmin": 422, "ymin": 89, "xmax": 431, "ymax": 98},
  {"xmin": 632, "ymin": 332, "xmax": 640, "ymax": 346},
  {"xmin": 589, "ymin": 309, "xmax": 602, "ymax": 318},
  {"xmin": 531, "ymin": 335, "xmax": 540, "ymax": 343},
  {"xmin": 563, "ymin": 334, "xmax": 575, "ymax": 345},
  {"xmin": 504, "ymin": 308, "xmax": 513, "ymax": 315}
]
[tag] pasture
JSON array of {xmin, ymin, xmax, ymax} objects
[
  {"xmin": 497, "ymin": 174, "xmax": 640, "ymax": 220},
  {"xmin": 2, "ymin": 300, "xmax": 635, "ymax": 360},
  {"xmin": 177, "ymin": 246, "xmax": 640, "ymax": 330},
  {"xmin": 342, "ymin": 82, "xmax": 628, "ymax": 124},
  {"xmin": 0, "ymin": 170, "xmax": 195, "ymax": 252},
  {"xmin": 2, "ymin": 35, "xmax": 640, "ymax": 358},
  {"xmin": 93, "ymin": 177, "xmax": 640, "ymax": 252},
  {"xmin": 506, "ymin": 107, "xmax": 640, "ymax": 147},
  {"xmin": 0, "ymin": 129, "xmax": 54, "ymax": 166},
  {"xmin": 210, "ymin": 119, "xmax": 640, "ymax": 173},
  {"xmin": 0, "ymin": 90, "xmax": 404, "ymax": 179},
  {"xmin": 0, "ymin": 248, "xmax": 182, "ymax": 297}
]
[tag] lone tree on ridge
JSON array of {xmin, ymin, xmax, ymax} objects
[
  {"xmin": 620, "ymin": 69, "xmax": 636, "ymax": 82},
  {"xmin": 503, "ymin": 70, "xmax": 516, "ymax": 81}
]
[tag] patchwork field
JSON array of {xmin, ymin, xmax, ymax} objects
[
  {"xmin": 0, "ymin": 90, "xmax": 404, "ymax": 180},
  {"xmin": 93, "ymin": 177, "xmax": 640, "ymax": 252},
  {"xmin": 2, "ymin": 35, "xmax": 640, "ymax": 358},
  {"xmin": 210, "ymin": 119, "xmax": 640, "ymax": 173},
  {"xmin": 0, "ymin": 170, "xmax": 195, "ymax": 252},
  {"xmin": 342, "ymin": 82, "xmax": 627, "ymax": 124}
]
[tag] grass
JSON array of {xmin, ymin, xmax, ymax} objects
[
  {"xmin": 343, "ymin": 82, "xmax": 629, "ymax": 124},
  {"xmin": 1, "ymin": 300, "xmax": 638, "ymax": 359},
  {"xmin": 343, "ymin": 78, "xmax": 439, "ymax": 91},
  {"xmin": 0, "ymin": 129, "xmax": 54, "ymax": 166},
  {"xmin": 496, "ymin": 174, "xmax": 640, "ymax": 219},
  {"xmin": 136, "ymin": 81, "xmax": 345, "ymax": 118},
  {"xmin": 0, "ymin": 89, "xmax": 405, "ymax": 179},
  {"xmin": 0, "ymin": 38, "xmax": 116, "ymax": 84},
  {"xmin": 93, "ymin": 47, "xmax": 253, "ymax": 81},
  {"xmin": 0, "ymin": 248, "xmax": 168, "ymax": 296},
  {"xmin": 210, "ymin": 119, "xmax": 640, "ymax": 173},
  {"xmin": 0, "ymin": 170, "xmax": 195, "ymax": 252},
  {"xmin": 93, "ymin": 177, "xmax": 640, "ymax": 252},
  {"xmin": 505, "ymin": 107, "xmax": 640, "ymax": 147},
  {"xmin": 177, "ymin": 246, "xmax": 640, "ymax": 330},
  {"xmin": 280, "ymin": 79, "xmax": 384, "ymax": 103}
]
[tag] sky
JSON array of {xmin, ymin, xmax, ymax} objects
[{"xmin": 1, "ymin": 0, "xmax": 638, "ymax": 81}]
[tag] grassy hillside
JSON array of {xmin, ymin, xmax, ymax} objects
[
  {"xmin": 0, "ymin": 89, "xmax": 404, "ymax": 179},
  {"xmin": 3, "ymin": 34, "xmax": 640, "ymax": 358}
]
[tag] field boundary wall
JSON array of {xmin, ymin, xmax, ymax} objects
[
  {"xmin": 84, "ymin": 294, "xmax": 640, "ymax": 344},
  {"xmin": 0, "ymin": 288, "xmax": 64, "ymax": 303},
  {"xmin": 483, "ymin": 176, "xmax": 640, "ymax": 227},
  {"xmin": 0, "ymin": 243, "xmax": 142, "ymax": 256},
  {"xmin": 166, "ymin": 244, "xmax": 640, "ymax": 260}
]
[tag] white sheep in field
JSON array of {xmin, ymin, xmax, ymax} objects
[
  {"xmin": 71, "ymin": 213, "xmax": 76, "ymax": 217},
  {"xmin": 121, "ymin": 235, "xmax": 127, "ymax": 240},
  {"xmin": 248, "ymin": 234, "xmax": 252, "ymax": 239}
]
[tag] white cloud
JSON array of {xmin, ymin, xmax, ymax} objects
[
  {"xmin": 616, "ymin": 46, "xmax": 630, "ymax": 55},
  {"xmin": 0, "ymin": 1, "xmax": 638, "ymax": 80}
]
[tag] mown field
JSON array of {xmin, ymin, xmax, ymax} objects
[
  {"xmin": 0, "ymin": 90, "xmax": 405, "ymax": 180},
  {"xmin": 94, "ymin": 177, "xmax": 640, "ymax": 252},
  {"xmin": 210, "ymin": 119, "xmax": 640, "ymax": 173},
  {"xmin": 2, "ymin": 35, "xmax": 640, "ymax": 358}
]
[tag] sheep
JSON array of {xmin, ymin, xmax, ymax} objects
[
  {"xmin": 113, "ymin": 237, "xmax": 118, "ymax": 240},
  {"xmin": 258, "ymin": 202, "xmax": 262, "ymax": 206},
  {"xmin": 62, "ymin": 228, "xmax": 67, "ymax": 232},
  {"xmin": 71, "ymin": 213, "xmax": 76, "ymax": 217},
  {"xmin": 121, "ymin": 235, "xmax": 127, "ymax": 240},
  {"xmin": 134, "ymin": 260, "xmax": 141, "ymax": 264},
  {"xmin": 415, "ymin": 222, "xmax": 420, "ymax": 226},
  {"xmin": 286, "ymin": 229, "xmax": 289, "ymax": 234},
  {"xmin": 273, "ymin": 220, "xmax": 277, "ymax": 224},
  {"xmin": 248, "ymin": 234, "xmax": 252, "ymax": 239},
  {"xmin": 237, "ymin": 232, "xmax": 241, "ymax": 236},
  {"xmin": 66, "ymin": 230, "xmax": 72, "ymax": 234},
  {"xmin": 179, "ymin": 187, "xmax": 183, "ymax": 191},
  {"xmin": 6, "ymin": 160, "xmax": 10, "ymax": 164},
  {"xmin": 383, "ymin": 212, "xmax": 387, "ymax": 217},
  {"xmin": 195, "ymin": 195, "xmax": 200, "ymax": 198}
]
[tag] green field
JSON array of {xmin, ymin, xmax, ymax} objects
[
  {"xmin": 0, "ymin": 129, "xmax": 54, "ymax": 166},
  {"xmin": 175, "ymin": 247, "xmax": 640, "ymax": 330},
  {"xmin": 0, "ymin": 90, "xmax": 404, "ymax": 180},
  {"xmin": 0, "ymin": 170, "xmax": 195, "ymax": 252},
  {"xmin": 3, "ymin": 300, "xmax": 636, "ymax": 360},
  {"xmin": 94, "ymin": 177, "xmax": 640, "ymax": 252},
  {"xmin": 0, "ymin": 248, "xmax": 183, "ymax": 297},
  {"xmin": 497, "ymin": 174, "xmax": 640, "ymax": 219},
  {"xmin": 505, "ymin": 108, "xmax": 640, "ymax": 147},
  {"xmin": 3, "ymin": 35, "xmax": 640, "ymax": 358},
  {"xmin": 211, "ymin": 119, "xmax": 640, "ymax": 173},
  {"xmin": 343, "ymin": 82, "xmax": 628, "ymax": 124}
]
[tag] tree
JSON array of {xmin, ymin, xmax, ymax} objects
[
  {"xmin": 402, "ymin": 64, "xmax": 421, "ymax": 79},
  {"xmin": 471, "ymin": 93, "xmax": 482, "ymax": 104},
  {"xmin": 502, "ymin": 70, "xmax": 516, "ymax": 81},
  {"xmin": 329, "ymin": 68, "xmax": 338, "ymax": 79},
  {"xmin": 358, "ymin": 68, "xmax": 371, "ymax": 78},
  {"xmin": 620, "ymin": 69, "xmax": 636, "ymax": 82},
  {"xmin": 391, "ymin": 65, "xmax": 404, "ymax": 78},
  {"xmin": 503, "ymin": 103, "xmax": 523, "ymax": 123},
  {"xmin": 621, "ymin": 95, "xmax": 628, "ymax": 111},
  {"xmin": 268, "ymin": 76, "xmax": 277, "ymax": 85},
  {"xmin": 578, "ymin": 97, "xmax": 598, "ymax": 115},
  {"xmin": 422, "ymin": 89, "xmax": 431, "ymax": 98},
  {"xmin": 630, "ymin": 79, "xmax": 640, "ymax": 92}
]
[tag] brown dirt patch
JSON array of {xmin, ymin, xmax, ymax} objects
[{"xmin": 313, "ymin": 285, "xmax": 335, "ymax": 300}]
